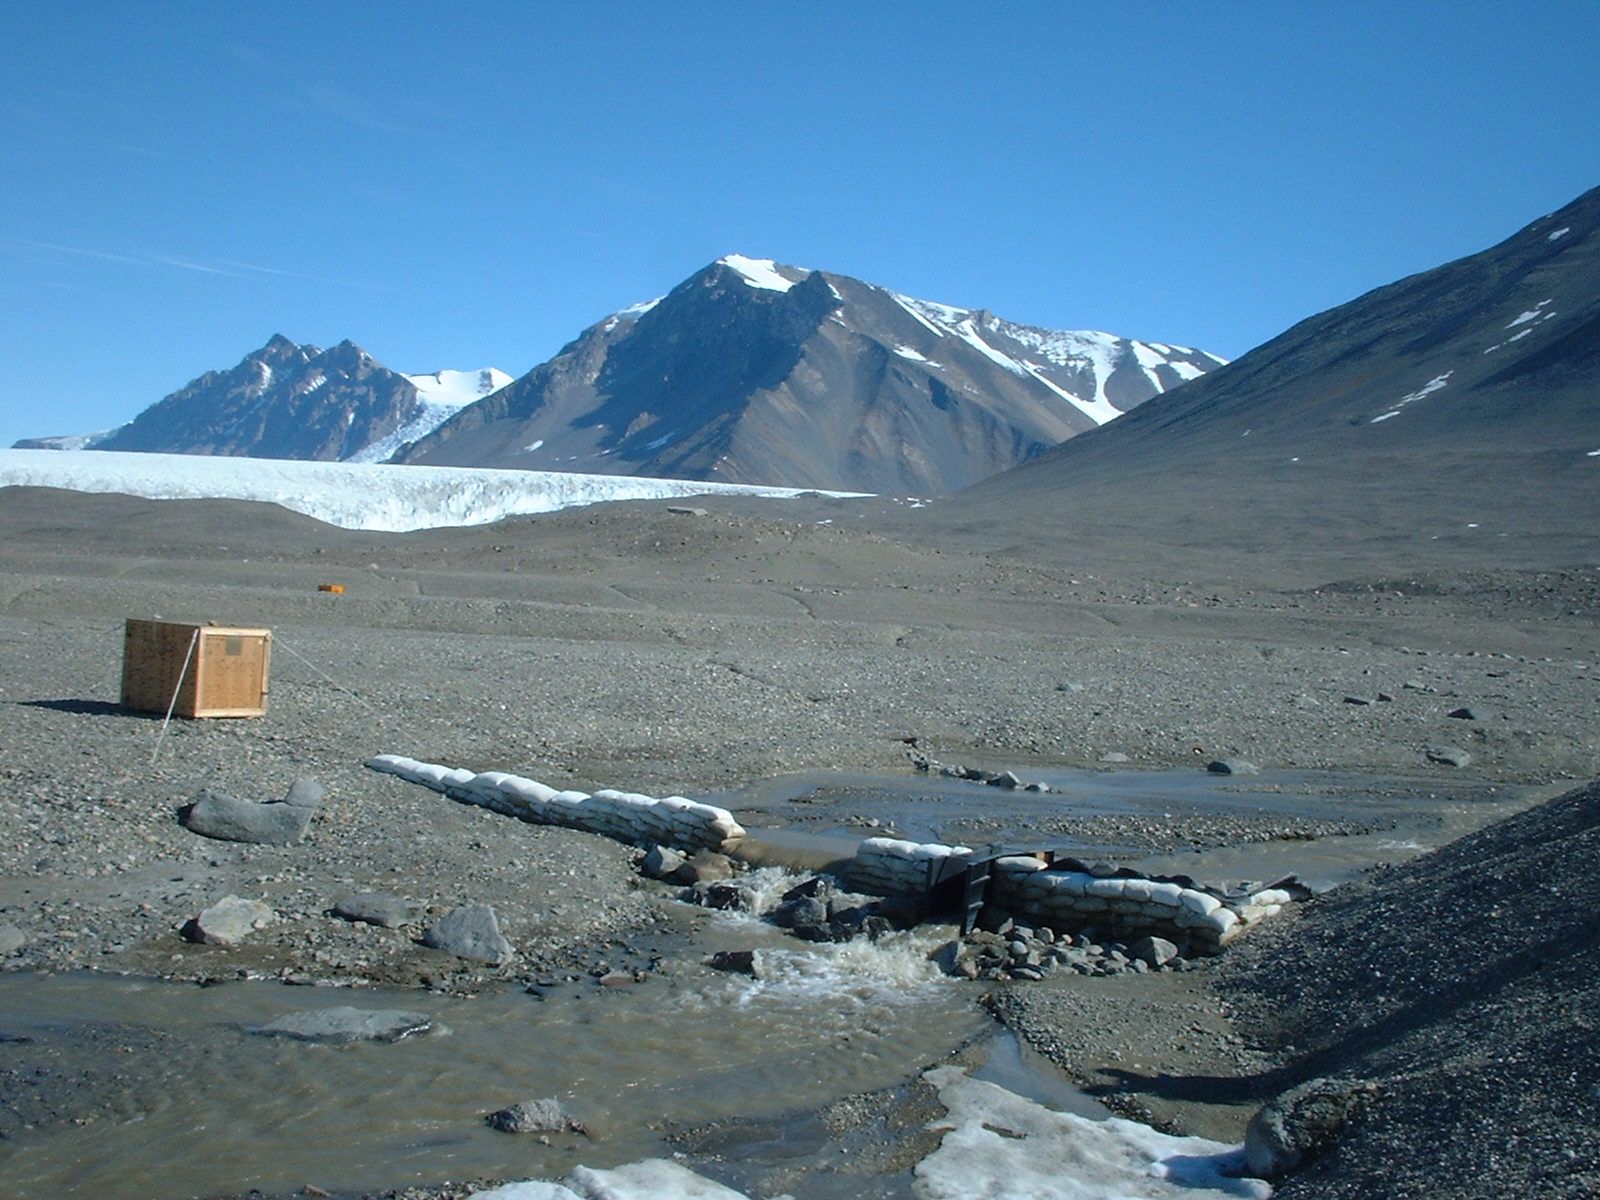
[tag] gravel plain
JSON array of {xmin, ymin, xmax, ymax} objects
[{"xmin": 0, "ymin": 485, "xmax": 1596, "ymax": 1198}]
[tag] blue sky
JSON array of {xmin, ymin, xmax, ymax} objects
[{"xmin": 2, "ymin": 2, "xmax": 1597, "ymax": 447}]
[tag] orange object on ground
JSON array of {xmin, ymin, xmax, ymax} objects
[{"xmin": 318, "ymin": 583, "xmax": 344, "ymax": 594}]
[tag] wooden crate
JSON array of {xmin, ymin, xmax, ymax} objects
[{"xmin": 121, "ymin": 619, "xmax": 271, "ymax": 718}]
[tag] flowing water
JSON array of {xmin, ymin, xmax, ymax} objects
[{"xmin": 0, "ymin": 769, "xmax": 1541, "ymax": 1198}]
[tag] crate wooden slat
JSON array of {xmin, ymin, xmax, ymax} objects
[{"xmin": 121, "ymin": 619, "xmax": 271, "ymax": 719}]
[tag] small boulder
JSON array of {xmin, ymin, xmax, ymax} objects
[
  {"xmin": 1129, "ymin": 935, "xmax": 1179, "ymax": 969},
  {"xmin": 0, "ymin": 925, "xmax": 25, "ymax": 955},
  {"xmin": 1425, "ymin": 746, "xmax": 1472, "ymax": 768},
  {"xmin": 1447, "ymin": 706, "xmax": 1477, "ymax": 720},
  {"xmin": 1245, "ymin": 1077, "xmax": 1378, "ymax": 1179},
  {"xmin": 422, "ymin": 904, "xmax": 513, "ymax": 964},
  {"xmin": 771, "ymin": 895, "xmax": 829, "ymax": 931},
  {"xmin": 707, "ymin": 949, "xmax": 764, "ymax": 978},
  {"xmin": 676, "ymin": 850, "xmax": 735, "ymax": 885},
  {"xmin": 331, "ymin": 892, "xmax": 420, "ymax": 929},
  {"xmin": 182, "ymin": 895, "xmax": 275, "ymax": 946},
  {"xmin": 638, "ymin": 844, "xmax": 687, "ymax": 881},
  {"xmin": 486, "ymin": 1097, "xmax": 586, "ymax": 1135},
  {"xmin": 701, "ymin": 882, "xmax": 757, "ymax": 912},
  {"xmin": 258, "ymin": 1006, "xmax": 432, "ymax": 1043},
  {"xmin": 1206, "ymin": 759, "xmax": 1259, "ymax": 776},
  {"xmin": 181, "ymin": 788, "xmax": 311, "ymax": 845}
]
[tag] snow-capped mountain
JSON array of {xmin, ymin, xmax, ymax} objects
[
  {"xmin": 394, "ymin": 256, "xmax": 1222, "ymax": 493},
  {"xmin": 12, "ymin": 337, "xmax": 511, "ymax": 464}
]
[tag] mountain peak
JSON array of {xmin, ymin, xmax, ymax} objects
[{"xmin": 713, "ymin": 254, "xmax": 805, "ymax": 293}]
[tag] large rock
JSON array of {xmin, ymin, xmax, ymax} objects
[
  {"xmin": 1245, "ymin": 1077, "xmax": 1378, "ymax": 1179},
  {"xmin": 422, "ymin": 904, "xmax": 514, "ymax": 964},
  {"xmin": 257, "ymin": 1006, "xmax": 433, "ymax": 1043},
  {"xmin": 676, "ymin": 850, "xmax": 735, "ymax": 884},
  {"xmin": 181, "ymin": 788, "xmax": 311, "ymax": 845},
  {"xmin": 1129, "ymin": 935, "xmax": 1180, "ymax": 969},
  {"xmin": 331, "ymin": 892, "xmax": 420, "ymax": 929},
  {"xmin": 638, "ymin": 844, "xmax": 687, "ymax": 881},
  {"xmin": 486, "ymin": 1097, "xmax": 586, "ymax": 1135},
  {"xmin": 182, "ymin": 895, "xmax": 275, "ymax": 946},
  {"xmin": 707, "ymin": 949, "xmax": 764, "ymax": 978},
  {"xmin": 1426, "ymin": 746, "xmax": 1473, "ymax": 768}
]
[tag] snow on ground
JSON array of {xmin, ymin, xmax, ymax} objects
[
  {"xmin": 343, "ymin": 368, "xmax": 514, "ymax": 464},
  {"xmin": 468, "ymin": 1068, "xmax": 1271, "ymax": 1200},
  {"xmin": 405, "ymin": 368, "xmax": 514, "ymax": 407},
  {"xmin": 1507, "ymin": 299, "xmax": 1554, "ymax": 328},
  {"xmin": 0, "ymin": 449, "xmax": 862, "ymax": 532},
  {"xmin": 1548, "ymin": 227, "xmax": 1571, "ymax": 241},
  {"xmin": 1370, "ymin": 371, "xmax": 1453, "ymax": 424},
  {"xmin": 719, "ymin": 255, "xmax": 797, "ymax": 292}
]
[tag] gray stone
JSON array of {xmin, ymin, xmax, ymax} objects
[
  {"xmin": 1426, "ymin": 746, "xmax": 1473, "ymax": 768},
  {"xmin": 1342, "ymin": 695, "xmax": 1371, "ymax": 706},
  {"xmin": 707, "ymin": 949, "xmax": 764, "ymax": 977},
  {"xmin": 1245, "ymin": 1077, "xmax": 1378, "ymax": 1179},
  {"xmin": 1129, "ymin": 935, "xmax": 1180, "ymax": 968},
  {"xmin": 258, "ymin": 1006, "xmax": 433, "ymax": 1043},
  {"xmin": 281, "ymin": 777, "xmax": 326, "ymax": 809},
  {"xmin": 422, "ymin": 904, "xmax": 513, "ymax": 964},
  {"xmin": 486, "ymin": 1097, "xmax": 586, "ymax": 1135},
  {"xmin": 1206, "ymin": 759, "xmax": 1259, "ymax": 775},
  {"xmin": 665, "ymin": 506, "xmax": 707, "ymax": 517},
  {"xmin": 993, "ymin": 771, "xmax": 1023, "ymax": 789},
  {"xmin": 639, "ymin": 844, "xmax": 687, "ymax": 881},
  {"xmin": 1447, "ymin": 706, "xmax": 1478, "ymax": 720},
  {"xmin": 181, "ymin": 788, "xmax": 311, "ymax": 845},
  {"xmin": 0, "ymin": 925, "xmax": 25, "ymax": 955},
  {"xmin": 702, "ymin": 882, "xmax": 756, "ymax": 912},
  {"xmin": 1100, "ymin": 752, "xmax": 1131, "ymax": 763},
  {"xmin": 676, "ymin": 850, "xmax": 735, "ymax": 884},
  {"xmin": 182, "ymin": 895, "xmax": 275, "ymax": 946},
  {"xmin": 331, "ymin": 892, "xmax": 420, "ymax": 929},
  {"xmin": 772, "ymin": 895, "xmax": 829, "ymax": 930}
]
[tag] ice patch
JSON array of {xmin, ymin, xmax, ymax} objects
[
  {"xmin": 406, "ymin": 368, "xmax": 514, "ymax": 407},
  {"xmin": 1507, "ymin": 328, "xmax": 1533, "ymax": 343},
  {"xmin": 0, "ymin": 449, "xmax": 866, "ymax": 532},
  {"xmin": 524, "ymin": 439, "xmax": 544, "ymax": 452},
  {"xmin": 1548, "ymin": 227, "xmax": 1571, "ymax": 241},
  {"xmin": 892, "ymin": 344, "xmax": 933, "ymax": 363},
  {"xmin": 1371, "ymin": 371, "xmax": 1452, "ymax": 423},
  {"xmin": 719, "ymin": 255, "xmax": 795, "ymax": 292},
  {"xmin": 1506, "ymin": 299, "xmax": 1554, "ymax": 328},
  {"xmin": 1588, "ymin": 449, "xmax": 1600, "ymax": 457},
  {"xmin": 917, "ymin": 1067, "xmax": 1271, "ymax": 1199},
  {"xmin": 1168, "ymin": 361, "xmax": 1205, "ymax": 381},
  {"xmin": 472, "ymin": 1159, "xmax": 753, "ymax": 1200}
]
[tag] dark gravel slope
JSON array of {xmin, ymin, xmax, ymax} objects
[{"xmin": 1220, "ymin": 780, "xmax": 1600, "ymax": 1198}]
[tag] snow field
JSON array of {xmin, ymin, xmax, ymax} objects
[{"xmin": 0, "ymin": 448, "xmax": 862, "ymax": 531}]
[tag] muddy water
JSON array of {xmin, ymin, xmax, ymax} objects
[
  {"xmin": 0, "ymin": 898, "xmax": 987, "ymax": 1199},
  {"xmin": 717, "ymin": 767, "xmax": 1536, "ymax": 890},
  {"xmin": 0, "ymin": 769, "xmax": 1542, "ymax": 1199}
]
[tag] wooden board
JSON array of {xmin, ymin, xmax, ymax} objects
[{"xmin": 121, "ymin": 619, "xmax": 270, "ymax": 718}]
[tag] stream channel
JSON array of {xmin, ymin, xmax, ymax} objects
[{"xmin": 0, "ymin": 767, "xmax": 1533, "ymax": 1199}]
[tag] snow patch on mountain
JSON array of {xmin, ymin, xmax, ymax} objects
[
  {"xmin": 720, "ymin": 255, "xmax": 798, "ymax": 293},
  {"xmin": 405, "ymin": 368, "xmax": 514, "ymax": 408},
  {"xmin": 0, "ymin": 448, "xmax": 862, "ymax": 531}
]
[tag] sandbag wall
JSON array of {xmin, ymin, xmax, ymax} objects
[
  {"xmin": 986, "ymin": 856, "xmax": 1297, "ymax": 954},
  {"xmin": 365, "ymin": 755, "xmax": 746, "ymax": 854},
  {"xmin": 837, "ymin": 836, "xmax": 975, "ymax": 896}
]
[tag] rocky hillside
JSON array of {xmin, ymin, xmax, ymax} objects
[
  {"xmin": 1220, "ymin": 778, "xmax": 1600, "ymax": 1198},
  {"xmin": 942, "ymin": 184, "xmax": 1600, "ymax": 571},
  {"xmin": 394, "ymin": 255, "xmax": 1222, "ymax": 493},
  {"xmin": 14, "ymin": 337, "xmax": 510, "ymax": 464}
]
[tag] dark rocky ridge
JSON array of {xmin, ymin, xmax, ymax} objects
[
  {"xmin": 1219, "ymin": 779, "xmax": 1600, "ymax": 1198},
  {"xmin": 396, "ymin": 256, "xmax": 1219, "ymax": 493},
  {"xmin": 937, "ymin": 184, "xmax": 1600, "ymax": 573},
  {"xmin": 19, "ymin": 335, "xmax": 427, "ymax": 462}
]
